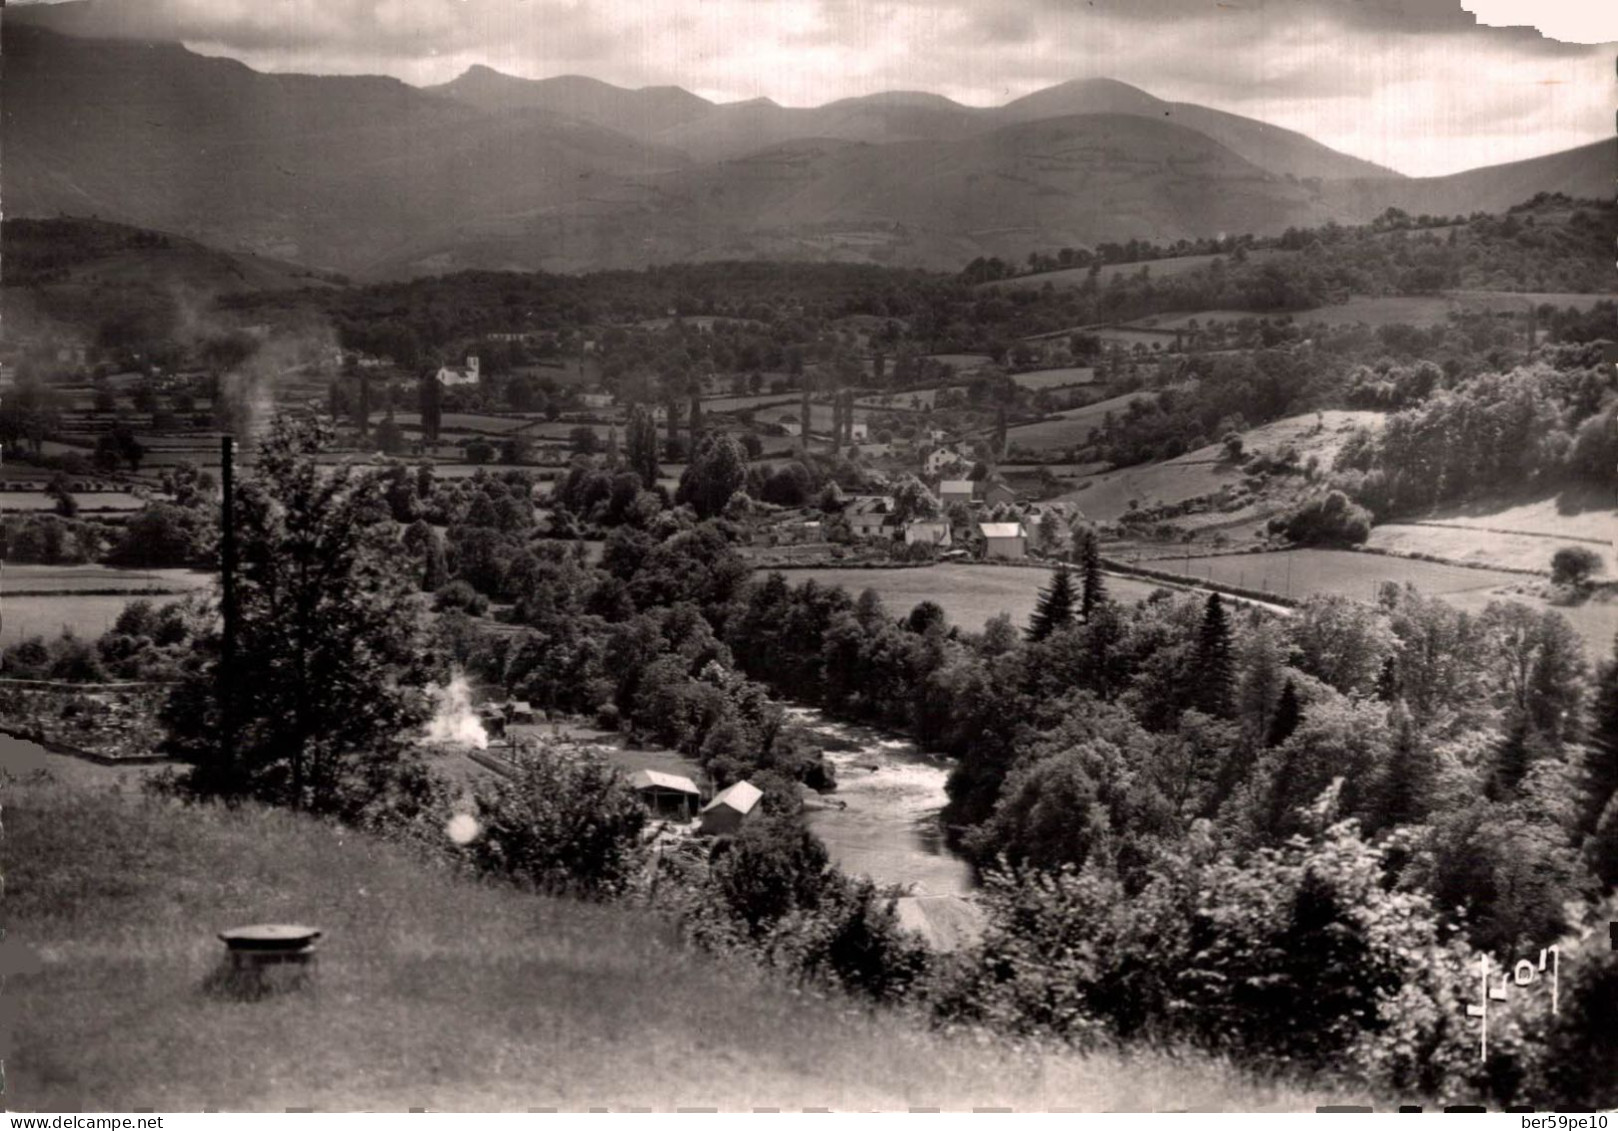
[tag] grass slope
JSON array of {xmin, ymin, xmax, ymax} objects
[{"xmin": 4, "ymin": 770, "xmax": 1345, "ymax": 1112}]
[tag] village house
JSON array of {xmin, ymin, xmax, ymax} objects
[
  {"xmin": 978, "ymin": 521, "xmax": 1029, "ymax": 560},
  {"xmin": 924, "ymin": 446, "xmax": 968, "ymax": 477},
  {"xmin": 699, "ymin": 780, "xmax": 763, "ymax": 836},
  {"xmin": 904, "ymin": 520, "xmax": 952, "ymax": 547},
  {"xmin": 627, "ymin": 769, "xmax": 702, "ymax": 820},
  {"xmin": 845, "ymin": 495, "xmax": 897, "ymax": 539},
  {"xmin": 848, "ymin": 421, "xmax": 870, "ymax": 442},
  {"xmin": 978, "ymin": 480, "xmax": 1018, "ymax": 508},
  {"xmin": 939, "ymin": 479, "xmax": 974, "ymax": 508},
  {"xmin": 775, "ymin": 519, "xmax": 822, "ymax": 545},
  {"xmin": 578, "ymin": 390, "xmax": 615, "ymax": 410},
  {"xmin": 436, "ymin": 355, "xmax": 481, "ymax": 387}
]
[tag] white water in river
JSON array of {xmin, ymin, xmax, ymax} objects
[{"xmin": 785, "ymin": 706, "xmax": 976, "ymax": 898}]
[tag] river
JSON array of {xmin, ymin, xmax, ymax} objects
[{"xmin": 785, "ymin": 706, "xmax": 985, "ymax": 949}]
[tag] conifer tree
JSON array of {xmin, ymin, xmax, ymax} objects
[
  {"xmin": 1027, "ymin": 563, "xmax": 1078, "ymax": 641},
  {"xmin": 1372, "ymin": 700, "xmax": 1437, "ymax": 832},
  {"xmin": 1576, "ymin": 645, "xmax": 1618, "ymax": 840},
  {"xmin": 1078, "ymin": 527, "xmax": 1106, "ymax": 620},
  {"xmin": 1194, "ymin": 592, "xmax": 1234, "ymax": 718},
  {"xmin": 1267, "ymin": 677, "xmax": 1302, "ymax": 747}
]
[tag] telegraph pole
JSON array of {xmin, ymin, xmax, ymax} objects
[{"xmin": 219, "ymin": 435, "xmax": 238, "ymax": 773}]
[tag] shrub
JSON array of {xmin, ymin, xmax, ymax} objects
[
  {"xmin": 1550, "ymin": 545, "xmax": 1603, "ymax": 587},
  {"xmin": 433, "ymin": 579, "xmax": 488, "ymax": 616},
  {"xmin": 463, "ymin": 744, "xmax": 648, "ymax": 898},
  {"xmin": 1270, "ymin": 490, "xmax": 1372, "ymax": 547}
]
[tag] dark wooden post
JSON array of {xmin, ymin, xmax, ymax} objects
[{"xmin": 220, "ymin": 434, "xmax": 237, "ymax": 775}]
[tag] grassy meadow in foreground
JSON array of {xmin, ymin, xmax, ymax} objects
[{"xmin": 4, "ymin": 766, "xmax": 1358, "ymax": 1113}]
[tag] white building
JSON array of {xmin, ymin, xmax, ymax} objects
[
  {"xmin": 579, "ymin": 390, "xmax": 615, "ymax": 410},
  {"xmin": 978, "ymin": 522, "xmax": 1028, "ymax": 560},
  {"xmin": 904, "ymin": 520, "xmax": 952, "ymax": 547},
  {"xmin": 436, "ymin": 356, "xmax": 481, "ymax": 387},
  {"xmin": 925, "ymin": 445, "xmax": 968, "ymax": 476},
  {"xmin": 939, "ymin": 479, "xmax": 974, "ymax": 508},
  {"xmin": 849, "ymin": 421, "xmax": 870, "ymax": 442},
  {"xmin": 699, "ymin": 780, "xmax": 764, "ymax": 836},
  {"xmin": 846, "ymin": 495, "xmax": 897, "ymax": 539}
]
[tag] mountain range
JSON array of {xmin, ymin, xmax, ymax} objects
[{"xmin": 3, "ymin": 10, "xmax": 1611, "ymax": 280}]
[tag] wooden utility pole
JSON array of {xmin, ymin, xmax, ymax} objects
[{"xmin": 219, "ymin": 435, "xmax": 238, "ymax": 777}]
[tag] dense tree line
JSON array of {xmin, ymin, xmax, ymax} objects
[{"xmin": 1333, "ymin": 344, "xmax": 1616, "ymax": 517}]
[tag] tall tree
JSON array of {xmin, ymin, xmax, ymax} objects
[
  {"xmin": 1577, "ymin": 640, "xmax": 1618, "ymax": 840},
  {"xmin": 1195, "ymin": 593, "xmax": 1235, "ymax": 718},
  {"xmin": 1266, "ymin": 678, "xmax": 1302, "ymax": 747},
  {"xmin": 356, "ymin": 370, "xmax": 371, "ymax": 439},
  {"xmin": 162, "ymin": 415, "xmax": 435, "ymax": 820},
  {"xmin": 1078, "ymin": 527, "xmax": 1107, "ymax": 621},
  {"xmin": 625, "ymin": 403, "xmax": 661, "ymax": 489},
  {"xmin": 1028, "ymin": 563, "xmax": 1078, "ymax": 642},
  {"xmin": 676, "ymin": 432, "xmax": 747, "ymax": 519},
  {"xmin": 1370, "ymin": 700, "xmax": 1437, "ymax": 833},
  {"xmin": 418, "ymin": 368, "xmax": 442, "ymax": 445}
]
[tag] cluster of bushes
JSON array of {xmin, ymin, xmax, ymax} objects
[
  {"xmin": 1334, "ymin": 348, "xmax": 1615, "ymax": 518},
  {"xmin": 1269, "ymin": 490, "xmax": 1373, "ymax": 547},
  {"xmin": 0, "ymin": 513, "xmax": 107, "ymax": 565},
  {"xmin": 2, "ymin": 597, "xmax": 207, "ymax": 683}
]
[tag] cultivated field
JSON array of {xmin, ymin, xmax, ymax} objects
[
  {"xmin": 1003, "ymin": 391, "xmax": 1152, "ymax": 453},
  {"xmin": 3, "ymin": 770, "xmax": 1348, "ymax": 1111}
]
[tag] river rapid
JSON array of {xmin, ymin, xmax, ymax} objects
[{"xmin": 786, "ymin": 706, "xmax": 975, "ymax": 899}]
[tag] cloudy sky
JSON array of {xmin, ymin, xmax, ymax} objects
[{"xmin": 15, "ymin": 0, "xmax": 1616, "ymax": 176}]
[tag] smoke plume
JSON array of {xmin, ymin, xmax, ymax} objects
[{"xmin": 423, "ymin": 672, "xmax": 489, "ymax": 749}]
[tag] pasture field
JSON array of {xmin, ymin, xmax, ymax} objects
[
  {"xmin": 1135, "ymin": 549, "xmax": 1520, "ymax": 603},
  {"xmin": 765, "ymin": 564, "xmax": 1168, "ymax": 633},
  {"xmin": 1054, "ymin": 410, "xmax": 1383, "ymax": 526},
  {"xmin": 2, "ymin": 771, "xmax": 1342, "ymax": 1111},
  {"xmin": 1, "ymin": 594, "xmax": 164, "ymax": 646},
  {"xmin": 857, "ymin": 388, "xmax": 941, "ymax": 410},
  {"xmin": 0, "ymin": 565, "xmax": 213, "ymax": 646},
  {"xmin": 1, "ymin": 564, "xmax": 213, "ymax": 593},
  {"xmin": 1366, "ymin": 496, "xmax": 1616, "ymax": 576},
  {"xmin": 1142, "ymin": 292, "xmax": 1613, "ymax": 334},
  {"xmin": 1003, "ymin": 391, "xmax": 1151, "ymax": 453},
  {"xmin": 1012, "ymin": 367, "xmax": 1097, "ymax": 390},
  {"xmin": 0, "ymin": 490, "xmax": 146, "ymax": 512},
  {"xmin": 923, "ymin": 353, "xmax": 993, "ymax": 370},
  {"xmin": 700, "ymin": 392, "xmax": 799, "ymax": 414}
]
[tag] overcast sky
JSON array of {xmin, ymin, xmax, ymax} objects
[{"xmin": 16, "ymin": 0, "xmax": 1616, "ymax": 176}]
